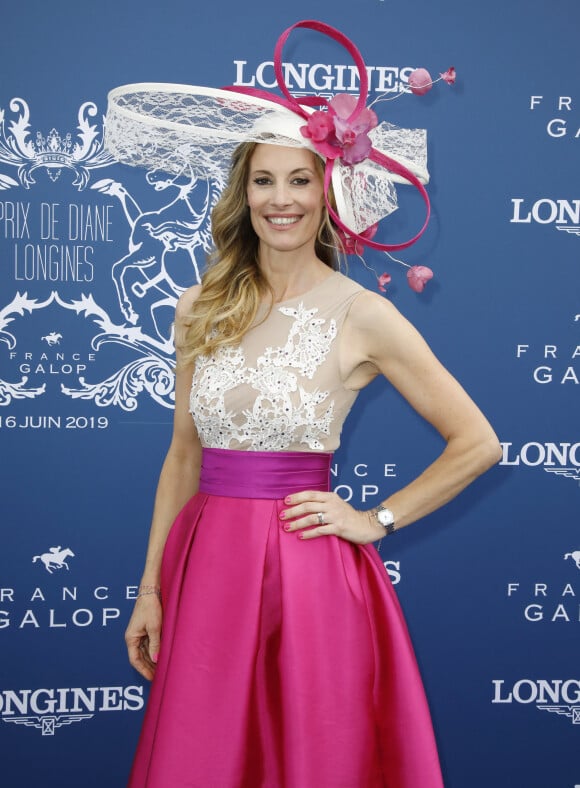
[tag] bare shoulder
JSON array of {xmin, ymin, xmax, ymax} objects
[
  {"xmin": 174, "ymin": 285, "xmax": 201, "ymax": 354},
  {"xmin": 346, "ymin": 289, "xmax": 426, "ymax": 363},
  {"xmin": 348, "ymin": 289, "xmax": 403, "ymax": 327},
  {"xmin": 176, "ymin": 285, "xmax": 202, "ymax": 325}
]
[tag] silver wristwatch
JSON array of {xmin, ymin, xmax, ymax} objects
[{"xmin": 373, "ymin": 505, "xmax": 396, "ymax": 535}]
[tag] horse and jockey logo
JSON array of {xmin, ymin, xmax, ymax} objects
[
  {"xmin": 564, "ymin": 550, "xmax": 580, "ymax": 570},
  {"xmin": 41, "ymin": 332, "xmax": 62, "ymax": 346},
  {"xmin": 32, "ymin": 546, "xmax": 75, "ymax": 574}
]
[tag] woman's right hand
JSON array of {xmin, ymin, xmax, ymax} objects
[{"xmin": 125, "ymin": 595, "xmax": 163, "ymax": 681}]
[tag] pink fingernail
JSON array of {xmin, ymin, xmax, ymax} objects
[
  {"xmin": 152, "ymin": 652, "xmax": 159, "ymax": 663},
  {"xmin": 283, "ymin": 525, "xmax": 291, "ymax": 532},
  {"xmin": 285, "ymin": 496, "xmax": 291, "ymax": 504},
  {"xmin": 279, "ymin": 510, "xmax": 286, "ymax": 519}
]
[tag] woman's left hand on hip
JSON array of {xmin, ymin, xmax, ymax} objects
[{"xmin": 279, "ymin": 490, "xmax": 384, "ymax": 545}]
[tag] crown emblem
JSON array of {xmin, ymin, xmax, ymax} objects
[
  {"xmin": 32, "ymin": 129, "xmax": 74, "ymax": 179},
  {"xmin": 0, "ymin": 98, "xmax": 114, "ymax": 190}
]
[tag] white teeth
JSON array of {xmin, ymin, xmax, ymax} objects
[{"xmin": 267, "ymin": 216, "xmax": 299, "ymax": 225}]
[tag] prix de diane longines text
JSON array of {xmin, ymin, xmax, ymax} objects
[{"xmin": 1, "ymin": 201, "xmax": 114, "ymax": 283}]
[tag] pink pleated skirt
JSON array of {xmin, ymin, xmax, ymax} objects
[{"xmin": 128, "ymin": 448, "xmax": 444, "ymax": 788}]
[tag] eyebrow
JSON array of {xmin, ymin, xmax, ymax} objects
[{"xmin": 250, "ymin": 167, "xmax": 316, "ymax": 176}]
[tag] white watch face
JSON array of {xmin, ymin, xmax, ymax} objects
[{"xmin": 377, "ymin": 507, "xmax": 394, "ymax": 527}]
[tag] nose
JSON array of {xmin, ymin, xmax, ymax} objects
[{"xmin": 270, "ymin": 181, "xmax": 292, "ymax": 207}]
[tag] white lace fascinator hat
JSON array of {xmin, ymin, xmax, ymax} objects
[{"xmin": 106, "ymin": 20, "xmax": 440, "ymax": 290}]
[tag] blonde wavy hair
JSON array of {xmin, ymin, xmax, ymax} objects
[{"xmin": 178, "ymin": 142, "xmax": 341, "ymax": 367}]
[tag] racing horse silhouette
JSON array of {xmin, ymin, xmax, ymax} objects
[
  {"xmin": 41, "ymin": 332, "xmax": 63, "ymax": 346},
  {"xmin": 32, "ymin": 547, "xmax": 75, "ymax": 574},
  {"xmin": 93, "ymin": 165, "xmax": 222, "ymax": 344},
  {"xmin": 564, "ymin": 551, "xmax": 580, "ymax": 570}
]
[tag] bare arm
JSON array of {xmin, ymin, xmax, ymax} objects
[
  {"xmin": 282, "ymin": 291, "xmax": 502, "ymax": 543},
  {"xmin": 126, "ymin": 286, "xmax": 202, "ymax": 679}
]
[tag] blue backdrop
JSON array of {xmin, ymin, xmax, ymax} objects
[{"xmin": 1, "ymin": 1, "xmax": 578, "ymax": 786}]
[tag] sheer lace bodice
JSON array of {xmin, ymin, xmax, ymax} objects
[{"xmin": 189, "ymin": 271, "xmax": 364, "ymax": 452}]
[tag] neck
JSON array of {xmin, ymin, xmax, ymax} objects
[{"xmin": 258, "ymin": 246, "xmax": 331, "ymax": 303}]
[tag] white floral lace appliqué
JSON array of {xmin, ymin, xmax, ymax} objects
[{"xmin": 190, "ymin": 303, "xmax": 337, "ymax": 451}]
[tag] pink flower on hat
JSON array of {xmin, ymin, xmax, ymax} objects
[
  {"xmin": 408, "ymin": 68, "xmax": 433, "ymax": 96},
  {"xmin": 301, "ymin": 94, "xmax": 378, "ymax": 165},
  {"xmin": 329, "ymin": 94, "xmax": 378, "ymax": 165},
  {"xmin": 301, "ymin": 111, "xmax": 341, "ymax": 160},
  {"xmin": 407, "ymin": 66, "xmax": 457, "ymax": 96},
  {"xmin": 407, "ymin": 265, "xmax": 434, "ymax": 292},
  {"xmin": 338, "ymin": 223, "xmax": 378, "ymax": 256},
  {"xmin": 440, "ymin": 66, "xmax": 456, "ymax": 85},
  {"xmin": 377, "ymin": 273, "xmax": 392, "ymax": 293},
  {"xmin": 303, "ymin": 110, "xmax": 335, "ymax": 143}
]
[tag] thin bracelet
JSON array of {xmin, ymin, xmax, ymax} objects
[
  {"xmin": 136, "ymin": 585, "xmax": 161, "ymax": 600},
  {"xmin": 367, "ymin": 511, "xmax": 385, "ymax": 552}
]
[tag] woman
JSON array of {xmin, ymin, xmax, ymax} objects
[
  {"xmin": 103, "ymin": 19, "xmax": 502, "ymax": 787},
  {"xmin": 123, "ymin": 139, "xmax": 501, "ymax": 787}
]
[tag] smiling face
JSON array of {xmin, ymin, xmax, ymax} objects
[{"xmin": 246, "ymin": 144, "xmax": 325, "ymax": 257}]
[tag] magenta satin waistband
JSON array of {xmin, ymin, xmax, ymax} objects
[{"xmin": 199, "ymin": 447, "xmax": 332, "ymax": 499}]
